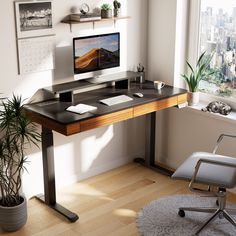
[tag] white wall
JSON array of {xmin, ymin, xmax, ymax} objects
[
  {"xmin": 157, "ymin": 108, "xmax": 236, "ymax": 168},
  {"xmin": 147, "ymin": 0, "xmax": 177, "ymax": 85},
  {"xmin": 148, "ymin": 0, "xmax": 236, "ymax": 173},
  {"xmin": 0, "ymin": 0, "xmax": 147, "ymax": 198}
]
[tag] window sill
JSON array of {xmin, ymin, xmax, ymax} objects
[{"xmin": 183, "ymin": 102, "xmax": 236, "ymax": 124}]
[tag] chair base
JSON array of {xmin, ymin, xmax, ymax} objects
[{"xmin": 179, "ymin": 206, "xmax": 236, "ymax": 235}]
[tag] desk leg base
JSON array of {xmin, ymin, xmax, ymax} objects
[
  {"xmin": 35, "ymin": 194, "xmax": 79, "ymax": 222},
  {"xmin": 134, "ymin": 158, "xmax": 173, "ymax": 176}
]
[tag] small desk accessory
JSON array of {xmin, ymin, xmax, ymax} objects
[
  {"xmin": 154, "ymin": 81, "xmax": 165, "ymax": 90},
  {"xmin": 66, "ymin": 104, "xmax": 97, "ymax": 114}
]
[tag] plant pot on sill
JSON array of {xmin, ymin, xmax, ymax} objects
[
  {"xmin": 188, "ymin": 91, "xmax": 199, "ymax": 106},
  {"xmin": 0, "ymin": 196, "xmax": 27, "ymax": 232},
  {"xmin": 101, "ymin": 9, "xmax": 112, "ymax": 18}
]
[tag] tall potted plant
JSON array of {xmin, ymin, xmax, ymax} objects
[
  {"xmin": 182, "ymin": 51, "xmax": 216, "ymax": 106},
  {"xmin": 0, "ymin": 95, "xmax": 40, "ymax": 231}
]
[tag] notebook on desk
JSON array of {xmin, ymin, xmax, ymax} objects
[{"xmin": 66, "ymin": 104, "xmax": 97, "ymax": 114}]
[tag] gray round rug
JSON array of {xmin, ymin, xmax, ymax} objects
[{"xmin": 137, "ymin": 195, "xmax": 236, "ymax": 236}]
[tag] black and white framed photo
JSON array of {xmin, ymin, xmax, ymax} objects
[{"xmin": 15, "ymin": 0, "xmax": 54, "ymax": 38}]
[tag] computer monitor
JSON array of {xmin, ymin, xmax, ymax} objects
[{"xmin": 73, "ymin": 32, "xmax": 120, "ymax": 79}]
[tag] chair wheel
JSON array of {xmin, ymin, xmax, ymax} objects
[
  {"xmin": 216, "ymin": 200, "xmax": 219, "ymax": 206},
  {"xmin": 178, "ymin": 209, "xmax": 185, "ymax": 217}
]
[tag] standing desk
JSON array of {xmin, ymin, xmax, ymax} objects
[{"xmin": 25, "ymin": 78, "xmax": 187, "ymax": 222}]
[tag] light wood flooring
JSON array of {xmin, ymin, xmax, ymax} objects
[{"xmin": 2, "ymin": 163, "xmax": 236, "ymax": 236}]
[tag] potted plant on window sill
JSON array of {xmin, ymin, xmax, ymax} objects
[
  {"xmin": 0, "ymin": 95, "xmax": 40, "ymax": 232},
  {"xmin": 182, "ymin": 51, "xmax": 216, "ymax": 106}
]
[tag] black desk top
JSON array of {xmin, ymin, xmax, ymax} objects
[{"xmin": 25, "ymin": 81, "xmax": 186, "ymax": 125}]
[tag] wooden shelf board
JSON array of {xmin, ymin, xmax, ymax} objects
[{"xmin": 61, "ymin": 16, "xmax": 131, "ymax": 25}]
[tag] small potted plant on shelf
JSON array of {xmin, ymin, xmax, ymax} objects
[
  {"xmin": 101, "ymin": 3, "xmax": 112, "ymax": 18},
  {"xmin": 113, "ymin": 0, "xmax": 121, "ymax": 17},
  {"xmin": 181, "ymin": 51, "xmax": 216, "ymax": 106},
  {"xmin": 0, "ymin": 95, "xmax": 40, "ymax": 232}
]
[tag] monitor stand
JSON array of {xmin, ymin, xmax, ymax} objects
[
  {"xmin": 43, "ymin": 71, "xmax": 140, "ymax": 103},
  {"xmin": 86, "ymin": 71, "xmax": 139, "ymax": 84}
]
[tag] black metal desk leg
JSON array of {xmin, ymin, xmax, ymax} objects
[
  {"xmin": 134, "ymin": 112, "xmax": 173, "ymax": 176},
  {"xmin": 35, "ymin": 126, "xmax": 79, "ymax": 222}
]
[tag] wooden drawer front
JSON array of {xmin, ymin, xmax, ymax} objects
[
  {"xmin": 133, "ymin": 96, "xmax": 178, "ymax": 117},
  {"xmin": 65, "ymin": 123, "xmax": 81, "ymax": 136},
  {"xmin": 80, "ymin": 108, "xmax": 133, "ymax": 132},
  {"xmin": 178, "ymin": 94, "xmax": 187, "ymax": 104},
  {"xmin": 157, "ymin": 96, "xmax": 178, "ymax": 110},
  {"xmin": 133, "ymin": 101, "xmax": 159, "ymax": 117}
]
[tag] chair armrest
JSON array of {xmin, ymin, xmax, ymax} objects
[
  {"xmin": 213, "ymin": 134, "xmax": 236, "ymax": 154},
  {"xmin": 189, "ymin": 158, "xmax": 236, "ymax": 192}
]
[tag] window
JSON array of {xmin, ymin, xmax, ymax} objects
[{"xmin": 198, "ymin": 0, "xmax": 236, "ymax": 99}]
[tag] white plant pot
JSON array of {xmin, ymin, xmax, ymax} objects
[
  {"xmin": 188, "ymin": 92, "xmax": 199, "ymax": 106},
  {"xmin": 0, "ymin": 196, "xmax": 27, "ymax": 232}
]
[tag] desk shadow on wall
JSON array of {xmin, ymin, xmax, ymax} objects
[
  {"xmin": 53, "ymin": 121, "xmax": 138, "ymax": 188},
  {"xmin": 126, "ymin": 116, "xmax": 146, "ymax": 159},
  {"xmin": 54, "ymin": 45, "xmax": 74, "ymax": 83}
]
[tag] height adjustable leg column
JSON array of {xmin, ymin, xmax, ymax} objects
[
  {"xmin": 35, "ymin": 127, "xmax": 79, "ymax": 222},
  {"xmin": 134, "ymin": 112, "xmax": 173, "ymax": 176}
]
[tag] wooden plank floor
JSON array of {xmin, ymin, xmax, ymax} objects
[{"xmin": 2, "ymin": 163, "xmax": 236, "ymax": 236}]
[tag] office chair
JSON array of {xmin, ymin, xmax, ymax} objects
[{"xmin": 172, "ymin": 134, "xmax": 236, "ymax": 235}]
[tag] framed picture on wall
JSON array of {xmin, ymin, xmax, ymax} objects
[{"xmin": 14, "ymin": 0, "xmax": 54, "ymax": 38}]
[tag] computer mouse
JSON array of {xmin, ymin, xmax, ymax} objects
[{"xmin": 133, "ymin": 92, "xmax": 144, "ymax": 98}]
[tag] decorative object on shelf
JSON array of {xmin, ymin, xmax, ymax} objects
[
  {"xmin": 80, "ymin": 3, "xmax": 90, "ymax": 15},
  {"xmin": 70, "ymin": 13, "xmax": 101, "ymax": 22},
  {"xmin": 101, "ymin": 3, "xmax": 112, "ymax": 18},
  {"xmin": 113, "ymin": 0, "xmax": 121, "ymax": 17},
  {"xmin": 181, "ymin": 51, "xmax": 217, "ymax": 106},
  {"xmin": 201, "ymin": 101, "xmax": 232, "ymax": 115},
  {"xmin": 14, "ymin": 0, "xmax": 54, "ymax": 39},
  {"xmin": 0, "ymin": 95, "xmax": 40, "ymax": 232},
  {"xmin": 137, "ymin": 63, "xmax": 145, "ymax": 83}
]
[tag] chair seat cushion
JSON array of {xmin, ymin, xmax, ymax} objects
[{"xmin": 172, "ymin": 152, "xmax": 236, "ymax": 188}]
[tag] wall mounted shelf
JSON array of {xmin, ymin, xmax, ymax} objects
[{"xmin": 61, "ymin": 16, "xmax": 131, "ymax": 32}]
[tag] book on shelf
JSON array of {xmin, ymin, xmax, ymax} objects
[
  {"xmin": 79, "ymin": 16, "xmax": 101, "ymax": 22},
  {"xmin": 70, "ymin": 14, "xmax": 101, "ymax": 22}
]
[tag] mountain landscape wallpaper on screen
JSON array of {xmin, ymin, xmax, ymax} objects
[{"xmin": 74, "ymin": 34, "xmax": 120, "ymax": 74}]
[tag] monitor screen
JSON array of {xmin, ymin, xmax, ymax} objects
[{"xmin": 73, "ymin": 33, "xmax": 120, "ymax": 75}]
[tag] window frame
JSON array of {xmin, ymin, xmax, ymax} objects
[{"xmin": 188, "ymin": 0, "xmax": 236, "ymax": 109}]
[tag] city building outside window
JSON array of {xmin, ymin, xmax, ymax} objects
[{"xmin": 199, "ymin": 0, "xmax": 236, "ymax": 99}]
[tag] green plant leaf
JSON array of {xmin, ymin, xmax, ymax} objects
[
  {"xmin": 0, "ymin": 94, "xmax": 40, "ymax": 207},
  {"xmin": 196, "ymin": 51, "xmax": 206, "ymax": 67},
  {"xmin": 181, "ymin": 50, "xmax": 217, "ymax": 92},
  {"xmin": 186, "ymin": 61, "xmax": 194, "ymax": 73},
  {"xmin": 181, "ymin": 74, "xmax": 191, "ymax": 91}
]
